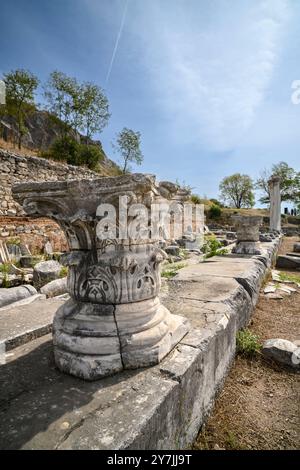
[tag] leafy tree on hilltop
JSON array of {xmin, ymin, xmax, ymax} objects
[
  {"xmin": 3, "ymin": 69, "xmax": 39, "ymax": 149},
  {"xmin": 256, "ymin": 162, "xmax": 300, "ymax": 206},
  {"xmin": 219, "ymin": 173, "xmax": 255, "ymax": 208},
  {"xmin": 78, "ymin": 82, "xmax": 110, "ymax": 143},
  {"xmin": 113, "ymin": 127, "xmax": 143, "ymax": 173},
  {"xmin": 44, "ymin": 71, "xmax": 79, "ymax": 136}
]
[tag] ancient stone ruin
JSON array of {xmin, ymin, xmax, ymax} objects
[
  {"xmin": 269, "ymin": 175, "xmax": 281, "ymax": 233},
  {"xmin": 12, "ymin": 174, "xmax": 190, "ymax": 380},
  {"xmin": 232, "ymin": 215, "xmax": 263, "ymax": 255}
]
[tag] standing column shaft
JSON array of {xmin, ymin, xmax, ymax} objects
[{"xmin": 269, "ymin": 176, "xmax": 281, "ymax": 232}]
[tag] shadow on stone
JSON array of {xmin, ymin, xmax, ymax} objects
[{"xmin": 0, "ymin": 337, "xmax": 143, "ymax": 450}]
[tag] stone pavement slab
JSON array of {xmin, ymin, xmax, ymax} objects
[
  {"xmin": 0, "ymin": 239, "xmax": 280, "ymax": 449},
  {"xmin": 0, "ymin": 297, "xmax": 64, "ymax": 350}
]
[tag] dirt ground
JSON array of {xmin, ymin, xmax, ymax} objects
[{"xmin": 194, "ymin": 237, "xmax": 300, "ymax": 450}]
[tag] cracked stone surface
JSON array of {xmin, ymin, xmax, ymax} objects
[
  {"xmin": 0, "ymin": 297, "xmax": 65, "ymax": 350},
  {"xmin": 0, "ymin": 238, "xmax": 280, "ymax": 449}
]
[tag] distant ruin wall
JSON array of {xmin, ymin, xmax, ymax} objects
[
  {"xmin": 0, "ymin": 217, "xmax": 67, "ymax": 253},
  {"xmin": 0, "ymin": 149, "xmax": 99, "ymax": 217}
]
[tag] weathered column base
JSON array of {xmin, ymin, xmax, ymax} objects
[
  {"xmin": 53, "ymin": 297, "xmax": 190, "ymax": 380},
  {"xmin": 232, "ymin": 241, "xmax": 262, "ymax": 255}
]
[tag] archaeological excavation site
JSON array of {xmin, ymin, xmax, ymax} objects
[{"xmin": 1, "ymin": 1, "xmax": 299, "ymax": 458}]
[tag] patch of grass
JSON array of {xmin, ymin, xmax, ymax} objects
[
  {"xmin": 278, "ymin": 272, "xmax": 300, "ymax": 284},
  {"xmin": 0, "ymin": 263, "xmax": 10, "ymax": 287},
  {"xmin": 236, "ymin": 329, "xmax": 261, "ymax": 357},
  {"xmin": 59, "ymin": 266, "xmax": 68, "ymax": 278},
  {"xmin": 30, "ymin": 255, "xmax": 45, "ymax": 267},
  {"xmin": 202, "ymin": 234, "xmax": 228, "ymax": 259},
  {"xmin": 179, "ymin": 248, "xmax": 189, "ymax": 260},
  {"xmin": 225, "ymin": 431, "xmax": 245, "ymax": 450},
  {"xmin": 161, "ymin": 262, "xmax": 187, "ymax": 279},
  {"xmin": 6, "ymin": 237, "xmax": 21, "ymax": 246}
]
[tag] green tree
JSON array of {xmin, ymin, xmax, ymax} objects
[
  {"xmin": 113, "ymin": 127, "xmax": 143, "ymax": 173},
  {"xmin": 219, "ymin": 173, "xmax": 255, "ymax": 208},
  {"xmin": 44, "ymin": 71, "xmax": 79, "ymax": 136},
  {"xmin": 256, "ymin": 162, "xmax": 300, "ymax": 205},
  {"xmin": 3, "ymin": 69, "xmax": 39, "ymax": 149},
  {"xmin": 78, "ymin": 82, "xmax": 110, "ymax": 143}
]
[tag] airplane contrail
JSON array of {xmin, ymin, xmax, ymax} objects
[{"xmin": 106, "ymin": 0, "xmax": 130, "ymax": 85}]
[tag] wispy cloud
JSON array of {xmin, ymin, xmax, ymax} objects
[
  {"xmin": 105, "ymin": 0, "xmax": 129, "ymax": 84},
  {"xmin": 137, "ymin": 0, "xmax": 291, "ymax": 151}
]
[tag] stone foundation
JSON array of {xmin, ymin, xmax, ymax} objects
[{"xmin": 0, "ymin": 237, "xmax": 281, "ymax": 449}]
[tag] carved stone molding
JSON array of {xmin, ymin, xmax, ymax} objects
[
  {"xmin": 232, "ymin": 215, "xmax": 263, "ymax": 255},
  {"xmin": 13, "ymin": 174, "xmax": 190, "ymax": 380}
]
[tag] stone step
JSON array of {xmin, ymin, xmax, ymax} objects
[{"xmin": 0, "ymin": 297, "xmax": 64, "ymax": 351}]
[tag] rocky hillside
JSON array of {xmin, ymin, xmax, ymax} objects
[{"xmin": 0, "ymin": 109, "xmax": 120, "ymax": 175}]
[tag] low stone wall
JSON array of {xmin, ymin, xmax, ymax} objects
[
  {"xmin": 0, "ymin": 216, "xmax": 67, "ymax": 253},
  {"xmin": 0, "ymin": 149, "xmax": 99, "ymax": 217},
  {"xmin": 0, "ymin": 238, "xmax": 281, "ymax": 450}
]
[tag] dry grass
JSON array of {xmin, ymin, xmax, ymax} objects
[
  {"xmin": 0, "ymin": 138, "xmax": 39, "ymax": 156},
  {"xmin": 194, "ymin": 237, "xmax": 300, "ymax": 450}
]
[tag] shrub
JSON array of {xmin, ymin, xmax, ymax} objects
[
  {"xmin": 208, "ymin": 204, "xmax": 222, "ymax": 219},
  {"xmin": 161, "ymin": 262, "xmax": 187, "ymax": 278},
  {"xmin": 79, "ymin": 144, "xmax": 104, "ymax": 170},
  {"xmin": 210, "ymin": 198, "xmax": 224, "ymax": 208},
  {"xmin": 190, "ymin": 194, "xmax": 202, "ymax": 205},
  {"xmin": 47, "ymin": 137, "xmax": 104, "ymax": 169},
  {"xmin": 236, "ymin": 329, "xmax": 261, "ymax": 356},
  {"xmin": 202, "ymin": 234, "xmax": 228, "ymax": 259},
  {"xmin": 0, "ymin": 263, "xmax": 10, "ymax": 288},
  {"xmin": 49, "ymin": 136, "xmax": 81, "ymax": 165}
]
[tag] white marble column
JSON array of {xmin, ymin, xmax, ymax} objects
[{"xmin": 269, "ymin": 176, "xmax": 281, "ymax": 232}]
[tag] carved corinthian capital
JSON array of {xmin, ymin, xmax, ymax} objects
[
  {"xmin": 232, "ymin": 215, "xmax": 263, "ymax": 255},
  {"xmin": 13, "ymin": 174, "xmax": 190, "ymax": 380}
]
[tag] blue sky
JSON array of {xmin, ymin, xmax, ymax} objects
[{"xmin": 1, "ymin": 0, "xmax": 299, "ymax": 205}]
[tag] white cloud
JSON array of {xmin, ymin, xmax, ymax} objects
[{"xmin": 136, "ymin": 0, "xmax": 291, "ymax": 151}]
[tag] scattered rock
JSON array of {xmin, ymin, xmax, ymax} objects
[
  {"xmin": 264, "ymin": 284, "xmax": 276, "ymax": 294},
  {"xmin": 226, "ymin": 231, "xmax": 236, "ymax": 240},
  {"xmin": 278, "ymin": 285, "xmax": 297, "ymax": 293},
  {"xmin": 0, "ymin": 284, "xmax": 37, "ymax": 308},
  {"xmin": 260, "ymin": 234, "xmax": 273, "ymax": 242},
  {"xmin": 293, "ymin": 243, "xmax": 300, "ymax": 253},
  {"xmin": 262, "ymin": 339, "xmax": 300, "ymax": 369},
  {"xmin": 33, "ymin": 260, "xmax": 62, "ymax": 289},
  {"xmin": 164, "ymin": 245, "xmax": 180, "ymax": 256},
  {"xmin": 40, "ymin": 277, "xmax": 68, "ymax": 298},
  {"xmin": 265, "ymin": 293, "xmax": 283, "ymax": 300},
  {"xmin": 276, "ymin": 255, "xmax": 300, "ymax": 270},
  {"xmin": 19, "ymin": 255, "xmax": 42, "ymax": 268}
]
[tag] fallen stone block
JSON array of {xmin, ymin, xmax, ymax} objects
[
  {"xmin": 259, "ymin": 233, "xmax": 273, "ymax": 242},
  {"xmin": 265, "ymin": 292, "xmax": 283, "ymax": 300},
  {"xmin": 20, "ymin": 255, "xmax": 42, "ymax": 268},
  {"xmin": 276, "ymin": 255, "xmax": 300, "ymax": 270},
  {"xmin": 164, "ymin": 245, "xmax": 180, "ymax": 256},
  {"xmin": 0, "ymin": 285, "xmax": 37, "ymax": 308},
  {"xmin": 262, "ymin": 339, "xmax": 300, "ymax": 370},
  {"xmin": 293, "ymin": 243, "xmax": 300, "ymax": 253},
  {"xmin": 264, "ymin": 284, "xmax": 276, "ymax": 294},
  {"xmin": 40, "ymin": 277, "xmax": 68, "ymax": 298},
  {"xmin": 286, "ymin": 252, "xmax": 300, "ymax": 258},
  {"xmin": 33, "ymin": 260, "xmax": 63, "ymax": 289}
]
